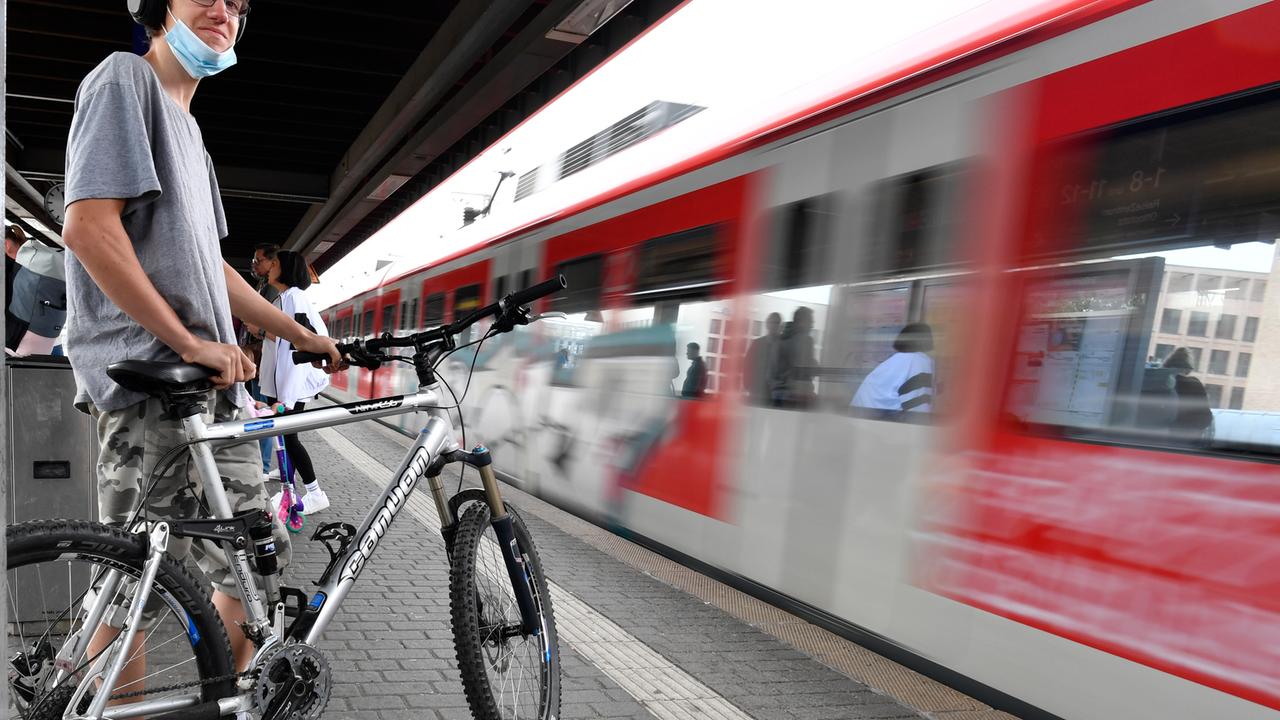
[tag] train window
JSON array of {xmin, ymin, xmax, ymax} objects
[
  {"xmin": 399, "ymin": 301, "xmax": 409, "ymax": 331},
  {"xmin": 869, "ymin": 164, "xmax": 967, "ymax": 275},
  {"xmin": 409, "ymin": 298, "xmax": 419, "ymax": 330},
  {"xmin": 453, "ymin": 284, "xmax": 482, "ymax": 317},
  {"xmin": 519, "ymin": 268, "xmax": 534, "ymax": 292},
  {"xmin": 362, "ymin": 310, "xmax": 373, "ymax": 338},
  {"xmin": 422, "ymin": 293, "xmax": 445, "ymax": 326},
  {"xmin": 494, "ymin": 274, "xmax": 508, "ymax": 303},
  {"xmin": 381, "ymin": 304, "xmax": 395, "ymax": 334},
  {"xmin": 762, "ymin": 195, "xmax": 837, "ymax": 290},
  {"xmin": 633, "ymin": 225, "xmax": 722, "ymax": 301},
  {"xmin": 1003, "ymin": 89, "xmax": 1280, "ymax": 460},
  {"xmin": 552, "ymin": 255, "xmax": 604, "ymax": 314}
]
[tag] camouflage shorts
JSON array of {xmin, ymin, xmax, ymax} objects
[{"xmin": 89, "ymin": 390, "xmax": 291, "ymax": 613}]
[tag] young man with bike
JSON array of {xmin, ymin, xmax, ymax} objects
[{"xmin": 61, "ymin": 0, "xmax": 340, "ymax": 680}]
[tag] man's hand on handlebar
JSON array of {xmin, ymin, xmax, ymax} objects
[{"xmin": 293, "ymin": 331, "xmax": 345, "ymax": 373}]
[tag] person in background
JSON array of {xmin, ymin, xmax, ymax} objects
[
  {"xmin": 851, "ymin": 323, "xmax": 935, "ymax": 418},
  {"xmin": 770, "ymin": 306, "xmax": 817, "ymax": 408},
  {"xmin": 682, "ymin": 342, "xmax": 707, "ymax": 398},
  {"xmin": 5, "ymin": 225, "xmax": 31, "ymax": 350},
  {"xmin": 261, "ymin": 250, "xmax": 332, "ymax": 514},
  {"xmin": 9, "ymin": 236, "xmax": 68, "ymax": 355},
  {"xmin": 744, "ymin": 312, "xmax": 781, "ymax": 404},
  {"xmin": 1161, "ymin": 346, "xmax": 1214, "ymax": 445},
  {"xmin": 244, "ymin": 243, "xmax": 279, "ymax": 478}
]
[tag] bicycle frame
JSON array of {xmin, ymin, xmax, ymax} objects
[{"xmin": 71, "ymin": 379, "xmax": 536, "ymax": 719}]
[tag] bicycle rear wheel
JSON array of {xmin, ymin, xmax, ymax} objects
[
  {"xmin": 449, "ymin": 502, "xmax": 560, "ymax": 720},
  {"xmin": 6, "ymin": 520, "xmax": 235, "ymax": 719}
]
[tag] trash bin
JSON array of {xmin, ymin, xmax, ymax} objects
[
  {"xmin": 6, "ymin": 355, "xmax": 98, "ymax": 524},
  {"xmin": 6, "ymin": 355, "xmax": 99, "ymax": 627}
]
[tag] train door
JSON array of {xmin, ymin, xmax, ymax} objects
[
  {"xmin": 330, "ymin": 305, "xmax": 354, "ymax": 392},
  {"xmin": 370, "ymin": 288, "xmax": 401, "ymax": 398}
]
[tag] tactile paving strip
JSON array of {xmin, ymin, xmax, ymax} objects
[{"xmin": 317, "ymin": 427, "xmax": 756, "ymax": 720}]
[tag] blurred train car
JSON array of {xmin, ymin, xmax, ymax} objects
[{"xmin": 319, "ymin": 1, "xmax": 1280, "ymax": 717}]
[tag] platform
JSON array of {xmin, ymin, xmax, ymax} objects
[{"xmin": 286, "ymin": 409, "xmax": 1017, "ymax": 720}]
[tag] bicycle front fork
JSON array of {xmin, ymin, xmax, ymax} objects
[{"xmin": 433, "ymin": 445, "xmax": 542, "ymax": 636}]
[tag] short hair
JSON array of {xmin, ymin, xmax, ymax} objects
[
  {"xmin": 254, "ymin": 243, "xmax": 280, "ymax": 259},
  {"xmin": 687, "ymin": 342, "xmax": 700, "ymax": 352},
  {"xmin": 893, "ymin": 323, "xmax": 934, "ymax": 353},
  {"xmin": 275, "ymin": 250, "xmax": 312, "ymax": 290},
  {"xmin": 1163, "ymin": 346, "xmax": 1195, "ymax": 371},
  {"xmin": 766, "ymin": 312, "xmax": 782, "ymax": 326},
  {"xmin": 792, "ymin": 306, "xmax": 812, "ymax": 323},
  {"xmin": 5, "ymin": 224, "xmax": 27, "ymax": 244}
]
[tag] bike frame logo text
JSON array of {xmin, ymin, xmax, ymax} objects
[{"xmin": 338, "ymin": 446, "xmax": 430, "ymax": 583}]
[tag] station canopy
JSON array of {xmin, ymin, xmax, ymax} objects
[{"xmin": 4, "ymin": 0, "xmax": 677, "ymax": 273}]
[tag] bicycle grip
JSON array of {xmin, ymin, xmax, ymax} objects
[
  {"xmin": 292, "ymin": 351, "xmax": 329, "ymax": 365},
  {"xmin": 507, "ymin": 275, "xmax": 566, "ymax": 308}
]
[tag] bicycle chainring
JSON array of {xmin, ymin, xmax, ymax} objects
[{"xmin": 252, "ymin": 643, "xmax": 331, "ymax": 720}]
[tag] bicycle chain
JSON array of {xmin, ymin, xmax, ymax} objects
[{"xmin": 108, "ymin": 670, "xmax": 253, "ymax": 700}]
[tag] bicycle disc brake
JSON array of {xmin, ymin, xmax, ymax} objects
[{"xmin": 253, "ymin": 643, "xmax": 330, "ymax": 720}]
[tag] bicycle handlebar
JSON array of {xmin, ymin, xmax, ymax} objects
[{"xmin": 292, "ymin": 275, "xmax": 566, "ymax": 366}]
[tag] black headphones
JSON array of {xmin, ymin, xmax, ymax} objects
[{"xmin": 126, "ymin": 0, "xmax": 166, "ymax": 29}]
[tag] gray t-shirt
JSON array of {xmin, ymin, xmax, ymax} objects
[{"xmin": 64, "ymin": 52, "xmax": 240, "ymax": 412}]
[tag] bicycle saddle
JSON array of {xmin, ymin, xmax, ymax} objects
[{"xmin": 106, "ymin": 360, "xmax": 217, "ymax": 397}]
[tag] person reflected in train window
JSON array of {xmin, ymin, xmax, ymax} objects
[
  {"xmin": 681, "ymin": 342, "xmax": 708, "ymax": 398},
  {"xmin": 851, "ymin": 323, "xmax": 935, "ymax": 419},
  {"xmin": 1161, "ymin": 347, "xmax": 1214, "ymax": 446},
  {"xmin": 770, "ymin": 306, "xmax": 818, "ymax": 408},
  {"xmin": 744, "ymin": 312, "xmax": 781, "ymax": 404}
]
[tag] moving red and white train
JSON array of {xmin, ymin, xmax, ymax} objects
[{"xmin": 319, "ymin": 2, "xmax": 1280, "ymax": 717}]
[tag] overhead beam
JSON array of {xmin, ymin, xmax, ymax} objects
[
  {"xmin": 10, "ymin": 145, "xmax": 329, "ymax": 203},
  {"xmin": 287, "ymin": 0, "xmax": 541, "ymax": 258}
]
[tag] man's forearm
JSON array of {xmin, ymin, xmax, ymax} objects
[
  {"xmin": 64, "ymin": 203, "xmax": 198, "ymax": 356},
  {"xmin": 224, "ymin": 263, "xmax": 308, "ymax": 343}
]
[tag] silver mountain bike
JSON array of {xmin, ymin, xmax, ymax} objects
[{"xmin": 6, "ymin": 277, "xmax": 568, "ymax": 720}]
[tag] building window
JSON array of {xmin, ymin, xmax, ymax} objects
[
  {"xmin": 1229, "ymin": 387, "xmax": 1245, "ymax": 410},
  {"xmin": 1168, "ymin": 272, "xmax": 1194, "ymax": 293},
  {"xmin": 1236, "ymin": 352, "xmax": 1251, "ymax": 378},
  {"xmin": 1204, "ymin": 383, "xmax": 1224, "ymax": 409},
  {"xmin": 1159, "ymin": 308, "xmax": 1182, "ymax": 334},
  {"xmin": 1252, "ymin": 279, "xmax": 1268, "ymax": 302},
  {"xmin": 1155, "ymin": 343, "xmax": 1175, "ymax": 363},
  {"xmin": 1187, "ymin": 311, "xmax": 1209, "ymax": 337},
  {"xmin": 1243, "ymin": 316, "xmax": 1260, "ymax": 342},
  {"xmin": 1215, "ymin": 313, "xmax": 1237, "ymax": 340},
  {"xmin": 1208, "ymin": 350, "xmax": 1230, "ymax": 375},
  {"xmin": 1225, "ymin": 278, "xmax": 1249, "ymax": 301},
  {"xmin": 1197, "ymin": 275, "xmax": 1221, "ymax": 293}
]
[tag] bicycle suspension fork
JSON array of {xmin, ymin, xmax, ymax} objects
[{"xmin": 460, "ymin": 446, "xmax": 542, "ymax": 636}]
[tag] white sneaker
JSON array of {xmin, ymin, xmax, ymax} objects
[
  {"xmin": 300, "ymin": 489, "xmax": 330, "ymax": 515},
  {"xmin": 267, "ymin": 468, "xmax": 281, "ymax": 481},
  {"xmin": 268, "ymin": 491, "xmax": 283, "ymax": 513}
]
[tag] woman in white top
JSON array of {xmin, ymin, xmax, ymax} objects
[
  {"xmin": 260, "ymin": 251, "xmax": 332, "ymax": 513},
  {"xmin": 851, "ymin": 323, "xmax": 935, "ymax": 419}
]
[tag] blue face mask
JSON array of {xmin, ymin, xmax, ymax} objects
[{"xmin": 164, "ymin": 9, "xmax": 238, "ymax": 79}]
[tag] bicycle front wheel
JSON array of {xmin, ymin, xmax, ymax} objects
[
  {"xmin": 6, "ymin": 519, "xmax": 236, "ymax": 719},
  {"xmin": 449, "ymin": 502, "xmax": 561, "ymax": 720}
]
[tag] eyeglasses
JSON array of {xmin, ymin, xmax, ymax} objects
[{"xmin": 190, "ymin": 0, "xmax": 251, "ymax": 18}]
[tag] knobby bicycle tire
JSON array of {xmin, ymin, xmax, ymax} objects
[
  {"xmin": 449, "ymin": 503, "xmax": 561, "ymax": 720},
  {"xmin": 6, "ymin": 519, "xmax": 236, "ymax": 717}
]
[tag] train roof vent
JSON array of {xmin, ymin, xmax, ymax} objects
[{"xmin": 515, "ymin": 100, "xmax": 704, "ymax": 201}]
